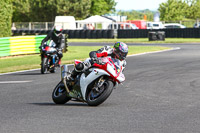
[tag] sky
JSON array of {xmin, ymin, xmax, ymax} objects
[{"xmin": 115, "ymin": 0, "xmax": 168, "ymax": 11}]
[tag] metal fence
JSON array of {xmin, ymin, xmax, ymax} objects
[
  {"xmin": 12, "ymin": 20, "xmax": 200, "ymax": 30},
  {"xmin": 12, "ymin": 22, "xmax": 54, "ymax": 30}
]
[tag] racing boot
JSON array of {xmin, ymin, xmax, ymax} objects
[{"xmin": 66, "ymin": 69, "xmax": 78, "ymax": 82}]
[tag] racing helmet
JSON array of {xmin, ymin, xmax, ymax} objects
[
  {"xmin": 53, "ymin": 25, "xmax": 63, "ymax": 36},
  {"xmin": 113, "ymin": 42, "xmax": 128, "ymax": 60}
]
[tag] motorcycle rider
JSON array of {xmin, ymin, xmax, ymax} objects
[
  {"xmin": 67, "ymin": 42, "xmax": 128, "ymax": 81},
  {"xmin": 40, "ymin": 25, "xmax": 64, "ymax": 66}
]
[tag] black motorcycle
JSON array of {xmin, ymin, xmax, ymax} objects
[{"xmin": 39, "ymin": 41, "xmax": 59, "ymax": 74}]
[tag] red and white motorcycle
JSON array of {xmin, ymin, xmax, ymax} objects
[{"xmin": 52, "ymin": 57, "xmax": 126, "ymax": 106}]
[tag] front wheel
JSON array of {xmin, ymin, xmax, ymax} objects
[
  {"xmin": 52, "ymin": 81, "xmax": 71, "ymax": 104},
  {"xmin": 41, "ymin": 57, "xmax": 48, "ymax": 74},
  {"xmin": 87, "ymin": 80, "xmax": 114, "ymax": 106}
]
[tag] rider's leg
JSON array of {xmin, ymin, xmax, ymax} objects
[
  {"xmin": 57, "ymin": 52, "xmax": 63, "ymax": 66},
  {"xmin": 67, "ymin": 60, "xmax": 91, "ymax": 81},
  {"xmin": 71, "ymin": 63, "xmax": 84, "ymax": 78}
]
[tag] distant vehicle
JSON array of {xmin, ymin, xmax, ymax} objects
[
  {"xmin": 164, "ymin": 23, "xmax": 186, "ymax": 28},
  {"xmin": 147, "ymin": 22, "xmax": 165, "ymax": 29},
  {"xmin": 55, "ymin": 16, "xmax": 76, "ymax": 30},
  {"xmin": 126, "ymin": 20, "xmax": 147, "ymax": 29},
  {"xmin": 108, "ymin": 23, "xmax": 139, "ymax": 30}
]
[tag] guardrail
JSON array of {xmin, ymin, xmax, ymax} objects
[
  {"xmin": 117, "ymin": 28, "xmax": 200, "ymax": 38},
  {"xmin": 12, "ymin": 28, "xmax": 200, "ymax": 38},
  {"xmin": 12, "ymin": 30, "xmax": 115, "ymax": 39},
  {"xmin": 0, "ymin": 35, "xmax": 46, "ymax": 57}
]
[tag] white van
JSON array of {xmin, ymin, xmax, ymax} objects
[
  {"xmin": 55, "ymin": 16, "xmax": 76, "ymax": 29},
  {"xmin": 147, "ymin": 22, "xmax": 165, "ymax": 29}
]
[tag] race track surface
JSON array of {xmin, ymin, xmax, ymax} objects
[{"xmin": 1, "ymin": 43, "xmax": 200, "ymax": 133}]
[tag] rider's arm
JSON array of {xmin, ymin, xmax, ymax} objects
[
  {"xmin": 89, "ymin": 51, "xmax": 108, "ymax": 58},
  {"xmin": 41, "ymin": 31, "xmax": 51, "ymax": 45},
  {"xmin": 55, "ymin": 35, "xmax": 63, "ymax": 49},
  {"xmin": 121, "ymin": 60, "xmax": 127, "ymax": 72},
  {"xmin": 89, "ymin": 46, "xmax": 112, "ymax": 58}
]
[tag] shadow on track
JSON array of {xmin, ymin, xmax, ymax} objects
[
  {"xmin": 29, "ymin": 102, "xmax": 88, "ymax": 107},
  {"xmin": 13, "ymin": 73, "xmax": 42, "ymax": 76}
]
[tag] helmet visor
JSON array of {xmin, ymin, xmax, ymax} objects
[{"xmin": 114, "ymin": 50, "xmax": 127, "ymax": 60}]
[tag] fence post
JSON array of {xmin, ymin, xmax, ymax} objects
[
  {"xmin": 29, "ymin": 22, "xmax": 31, "ymax": 30},
  {"xmin": 45, "ymin": 22, "xmax": 48, "ymax": 30}
]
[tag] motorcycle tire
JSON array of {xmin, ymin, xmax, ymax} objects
[
  {"xmin": 52, "ymin": 81, "xmax": 71, "ymax": 104},
  {"xmin": 50, "ymin": 67, "xmax": 56, "ymax": 73},
  {"xmin": 41, "ymin": 57, "xmax": 48, "ymax": 74},
  {"xmin": 87, "ymin": 80, "xmax": 114, "ymax": 106}
]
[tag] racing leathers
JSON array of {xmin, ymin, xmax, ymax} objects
[
  {"xmin": 68, "ymin": 46, "xmax": 127, "ymax": 80},
  {"xmin": 41, "ymin": 30, "xmax": 64, "ymax": 64}
]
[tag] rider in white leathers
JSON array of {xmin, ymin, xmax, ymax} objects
[{"xmin": 67, "ymin": 42, "xmax": 128, "ymax": 81}]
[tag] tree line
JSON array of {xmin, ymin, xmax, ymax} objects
[
  {"xmin": 159, "ymin": 0, "xmax": 200, "ymax": 21},
  {"xmin": 117, "ymin": 9, "xmax": 155, "ymax": 21},
  {"xmin": 0, "ymin": 0, "xmax": 116, "ymax": 37},
  {"xmin": 1, "ymin": 0, "xmax": 200, "ymax": 37},
  {"xmin": 117, "ymin": 0, "xmax": 200, "ymax": 21},
  {"xmin": 12, "ymin": 0, "xmax": 116, "ymax": 22}
]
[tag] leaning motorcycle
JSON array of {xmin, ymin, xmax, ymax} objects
[
  {"xmin": 39, "ymin": 40, "xmax": 59, "ymax": 74},
  {"xmin": 52, "ymin": 57, "xmax": 126, "ymax": 106}
]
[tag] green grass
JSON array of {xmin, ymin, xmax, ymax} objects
[
  {"xmin": 0, "ymin": 46, "xmax": 170, "ymax": 73},
  {"xmin": 68, "ymin": 38, "xmax": 200, "ymax": 43}
]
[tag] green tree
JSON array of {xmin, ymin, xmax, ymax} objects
[
  {"xmin": 159, "ymin": 0, "xmax": 188, "ymax": 21},
  {"xmin": 12, "ymin": 0, "xmax": 30, "ymax": 22},
  {"xmin": 90, "ymin": 0, "xmax": 116, "ymax": 15},
  {"xmin": 56, "ymin": 0, "xmax": 91, "ymax": 20},
  {"xmin": 29, "ymin": 0, "xmax": 57, "ymax": 22},
  {"xmin": 0, "ymin": 0, "xmax": 13, "ymax": 37},
  {"xmin": 186, "ymin": 0, "xmax": 200, "ymax": 19},
  {"xmin": 11, "ymin": 0, "xmax": 117, "ymax": 22}
]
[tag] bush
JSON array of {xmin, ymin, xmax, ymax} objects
[{"xmin": 0, "ymin": 0, "xmax": 12, "ymax": 37}]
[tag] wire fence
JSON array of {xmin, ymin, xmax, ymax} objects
[{"xmin": 12, "ymin": 20, "xmax": 200, "ymax": 31}]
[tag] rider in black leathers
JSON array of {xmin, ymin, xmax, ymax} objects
[{"xmin": 40, "ymin": 25, "xmax": 64, "ymax": 65}]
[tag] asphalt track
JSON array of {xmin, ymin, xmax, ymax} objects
[{"xmin": 1, "ymin": 43, "xmax": 200, "ymax": 133}]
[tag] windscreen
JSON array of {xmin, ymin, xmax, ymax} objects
[{"xmin": 111, "ymin": 58, "xmax": 121, "ymax": 74}]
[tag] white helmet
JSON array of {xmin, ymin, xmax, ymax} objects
[{"xmin": 53, "ymin": 25, "xmax": 63, "ymax": 36}]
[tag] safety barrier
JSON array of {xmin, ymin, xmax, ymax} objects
[
  {"xmin": 117, "ymin": 28, "xmax": 200, "ymax": 38},
  {"xmin": 12, "ymin": 28, "xmax": 200, "ymax": 38},
  {"xmin": 12, "ymin": 30, "xmax": 115, "ymax": 39},
  {"xmin": 0, "ymin": 35, "xmax": 46, "ymax": 57}
]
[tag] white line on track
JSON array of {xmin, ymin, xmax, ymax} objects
[
  {"xmin": 0, "ymin": 81, "xmax": 32, "ymax": 84},
  {"xmin": 0, "ymin": 69, "xmax": 40, "ymax": 76},
  {"xmin": 127, "ymin": 47, "xmax": 180, "ymax": 57},
  {"xmin": 0, "ymin": 47, "xmax": 180, "ymax": 76}
]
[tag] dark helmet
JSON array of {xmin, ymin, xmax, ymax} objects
[
  {"xmin": 53, "ymin": 25, "xmax": 63, "ymax": 36},
  {"xmin": 113, "ymin": 42, "xmax": 128, "ymax": 60}
]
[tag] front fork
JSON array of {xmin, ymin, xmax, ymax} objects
[{"xmin": 93, "ymin": 76, "xmax": 106, "ymax": 92}]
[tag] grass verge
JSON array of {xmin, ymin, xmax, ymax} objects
[{"xmin": 0, "ymin": 46, "xmax": 170, "ymax": 73}]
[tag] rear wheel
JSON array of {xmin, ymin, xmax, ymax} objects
[
  {"xmin": 41, "ymin": 57, "xmax": 48, "ymax": 74},
  {"xmin": 52, "ymin": 81, "xmax": 71, "ymax": 104},
  {"xmin": 50, "ymin": 67, "xmax": 56, "ymax": 73},
  {"xmin": 87, "ymin": 80, "xmax": 114, "ymax": 106}
]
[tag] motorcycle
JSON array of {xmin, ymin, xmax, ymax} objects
[
  {"xmin": 52, "ymin": 57, "xmax": 126, "ymax": 106},
  {"xmin": 39, "ymin": 40, "xmax": 59, "ymax": 74}
]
